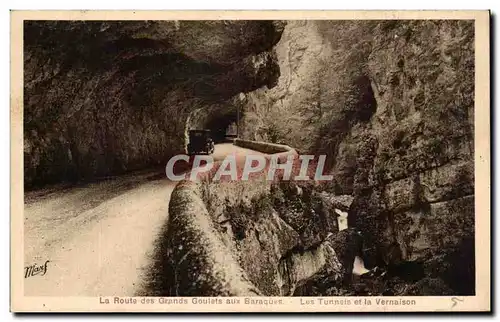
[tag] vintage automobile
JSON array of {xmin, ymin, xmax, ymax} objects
[{"xmin": 187, "ymin": 129, "xmax": 215, "ymax": 155}]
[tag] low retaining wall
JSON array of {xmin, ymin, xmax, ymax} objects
[
  {"xmin": 233, "ymin": 138, "xmax": 295, "ymax": 154},
  {"xmin": 234, "ymin": 138, "xmax": 298, "ymax": 168},
  {"xmin": 166, "ymin": 181, "xmax": 261, "ymax": 296},
  {"xmin": 164, "ymin": 140, "xmax": 297, "ymax": 296}
]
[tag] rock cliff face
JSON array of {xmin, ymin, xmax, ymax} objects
[
  {"xmin": 198, "ymin": 179, "xmax": 351, "ymax": 296},
  {"xmin": 24, "ymin": 21, "xmax": 284, "ymax": 187},
  {"xmin": 238, "ymin": 20, "xmax": 475, "ymax": 294}
]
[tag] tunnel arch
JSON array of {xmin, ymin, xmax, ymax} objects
[
  {"xmin": 184, "ymin": 103, "xmax": 240, "ymax": 153},
  {"xmin": 204, "ymin": 109, "xmax": 238, "ymax": 143}
]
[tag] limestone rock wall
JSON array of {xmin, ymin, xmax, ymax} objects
[
  {"xmin": 24, "ymin": 21, "xmax": 285, "ymax": 187},
  {"xmin": 239, "ymin": 20, "xmax": 475, "ymax": 294}
]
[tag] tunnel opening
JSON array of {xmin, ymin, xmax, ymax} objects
[
  {"xmin": 205, "ymin": 110, "xmax": 238, "ymax": 143},
  {"xmin": 186, "ymin": 105, "xmax": 239, "ymax": 147}
]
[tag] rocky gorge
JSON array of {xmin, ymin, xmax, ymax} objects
[{"xmin": 232, "ymin": 20, "xmax": 475, "ymax": 295}]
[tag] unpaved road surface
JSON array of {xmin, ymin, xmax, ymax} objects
[{"xmin": 23, "ymin": 143, "xmax": 262, "ymax": 296}]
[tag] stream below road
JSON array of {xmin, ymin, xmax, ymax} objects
[{"xmin": 335, "ymin": 209, "xmax": 369, "ymax": 276}]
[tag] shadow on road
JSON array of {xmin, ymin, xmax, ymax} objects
[{"xmin": 135, "ymin": 215, "xmax": 174, "ymax": 296}]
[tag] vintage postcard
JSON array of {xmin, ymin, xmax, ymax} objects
[{"xmin": 10, "ymin": 10, "xmax": 490, "ymax": 312}]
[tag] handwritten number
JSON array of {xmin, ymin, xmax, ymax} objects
[{"xmin": 451, "ymin": 297, "xmax": 463, "ymax": 309}]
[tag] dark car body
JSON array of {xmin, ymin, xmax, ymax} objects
[{"xmin": 187, "ymin": 130, "xmax": 215, "ymax": 155}]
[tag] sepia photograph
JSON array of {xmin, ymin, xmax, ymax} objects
[{"xmin": 10, "ymin": 10, "xmax": 490, "ymax": 312}]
